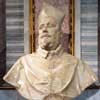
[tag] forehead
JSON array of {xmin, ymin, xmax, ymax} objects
[{"xmin": 39, "ymin": 16, "xmax": 57, "ymax": 25}]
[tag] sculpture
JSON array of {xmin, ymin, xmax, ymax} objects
[{"xmin": 3, "ymin": 2, "xmax": 97, "ymax": 100}]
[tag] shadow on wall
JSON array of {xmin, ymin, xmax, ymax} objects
[
  {"xmin": 0, "ymin": 89, "xmax": 99, "ymax": 100},
  {"xmin": 74, "ymin": 89, "xmax": 99, "ymax": 100},
  {"xmin": 1, "ymin": 90, "xmax": 25, "ymax": 100}
]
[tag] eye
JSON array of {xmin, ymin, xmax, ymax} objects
[
  {"xmin": 39, "ymin": 24, "xmax": 44, "ymax": 29},
  {"xmin": 47, "ymin": 22, "xmax": 56, "ymax": 28}
]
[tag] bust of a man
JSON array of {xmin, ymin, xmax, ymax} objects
[{"xmin": 3, "ymin": 3, "xmax": 97, "ymax": 100}]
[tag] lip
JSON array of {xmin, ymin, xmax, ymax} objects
[{"xmin": 40, "ymin": 34, "xmax": 51, "ymax": 38}]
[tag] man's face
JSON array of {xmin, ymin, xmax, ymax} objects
[{"xmin": 38, "ymin": 16, "xmax": 61, "ymax": 50}]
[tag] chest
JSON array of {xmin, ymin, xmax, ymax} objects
[{"xmin": 23, "ymin": 55, "xmax": 76, "ymax": 94}]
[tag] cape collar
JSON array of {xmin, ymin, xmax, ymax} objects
[{"xmin": 36, "ymin": 45, "xmax": 64, "ymax": 59}]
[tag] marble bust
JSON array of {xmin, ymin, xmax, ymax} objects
[{"xmin": 3, "ymin": 3, "xmax": 97, "ymax": 100}]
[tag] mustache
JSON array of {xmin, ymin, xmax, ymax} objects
[
  {"xmin": 40, "ymin": 30, "xmax": 51, "ymax": 38},
  {"xmin": 40, "ymin": 34, "xmax": 51, "ymax": 38}
]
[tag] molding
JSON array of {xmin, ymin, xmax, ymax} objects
[
  {"xmin": 24, "ymin": 0, "xmax": 30, "ymax": 54},
  {"xmin": 75, "ymin": 0, "xmax": 81, "ymax": 58}
]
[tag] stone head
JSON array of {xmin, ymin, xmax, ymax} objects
[{"xmin": 38, "ymin": 3, "xmax": 65, "ymax": 50}]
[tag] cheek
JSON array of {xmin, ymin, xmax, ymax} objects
[
  {"xmin": 54, "ymin": 32, "xmax": 61, "ymax": 41},
  {"xmin": 38, "ymin": 29, "xmax": 43, "ymax": 35},
  {"xmin": 48, "ymin": 28, "xmax": 58, "ymax": 34}
]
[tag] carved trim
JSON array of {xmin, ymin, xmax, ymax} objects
[
  {"xmin": 69, "ymin": 0, "xmax": 75, "ymax": 55},
  {"xmin": 29, "ymin": 0, "xmax": 75, "ymax": 55},
  {"xmin": 29, "ymin": 0, "xmax": 35, "ymax": 53}
]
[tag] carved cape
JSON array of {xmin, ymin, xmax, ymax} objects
[{"xmin": 3, "ymin": 47, "xmax": 97, "ymax": 100}]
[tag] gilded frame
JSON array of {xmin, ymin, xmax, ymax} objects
[{"xmin": 29, "ymin": 0, "xmax": 75, "ymax": 55}]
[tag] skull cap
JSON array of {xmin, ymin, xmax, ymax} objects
[{"xmin": 38, "ymin": 2, "xmax": 65, "ymax": 25}]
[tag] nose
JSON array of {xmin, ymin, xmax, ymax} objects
[
  {"xmin": 43, "ymin": 30, "xmax": 48, "ymax": 33},
  {"xmin": 42, "ymin": 25, "xmax": 48, "ymax": 33},
  {"xmin": 43, "ymin": 24, "xmax": 47, "ymax": 30}
]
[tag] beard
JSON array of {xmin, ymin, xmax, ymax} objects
[
  {"xmin": 39, "ymin": 37, "xmax": 53, "ymax": 50},
  {"xmin": 41, "ymin": 43, "xmax": 52, "ymax": 50}
]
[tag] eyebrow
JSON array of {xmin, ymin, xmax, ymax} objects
[
  {"xmin": 38, "ymin": 16, "xmax": 57, "ymax": 27},
  {"xmin": 48, "ymin": 16, "xmax": 57, "ymax": 24}
]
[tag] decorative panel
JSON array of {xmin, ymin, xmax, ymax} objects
[
  {"xmin": 0, "ymin": 0, "xmax": 24, "ymax": 88},
  {"xmin": 6, "ymin": 0, "xmax": 24, "ymax": 71},
  {"xmin": 80, "ymin": 0, "xmax": 98, "ymax": 79},
  {"xmin": 29, "ymin": 0, "xmax": 75, "ymax": 55}
]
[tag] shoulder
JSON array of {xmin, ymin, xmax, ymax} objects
[
  {"xmin": 18, "ymin": 53, "xmax": 37, "ymax": 65},
  {"xmin": 62, "ymin": 52, "xmax": 78, "ymax": 64},
  {"xmin": 19, "ymin": 53, "xmax": 36, "ymax": 60}
]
